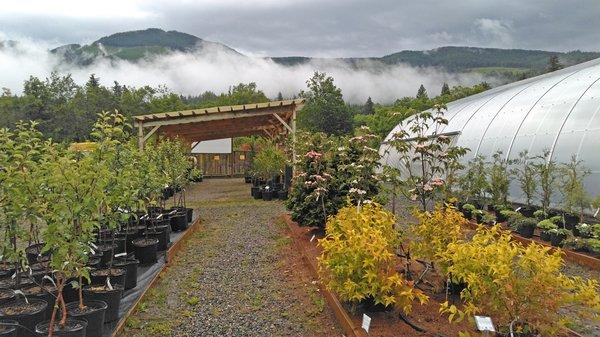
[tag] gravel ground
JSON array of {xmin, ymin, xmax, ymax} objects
[{"xmin": 120, "ymin": 178, "xmax": 342, "ymax": 337}]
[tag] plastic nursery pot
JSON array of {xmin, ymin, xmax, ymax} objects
[
  {"xmin": 0, "ymin": 276, "xmax": 34, "ymax": 290},
  {"xmin": 250, "ymin": 186, "xmax": 260, "ymax": 198},
  {"xmin": 25, "ymin": 243, "xmax": 49, "ymax": 266},
  {"xmin": 147, "ymin": 206, "xmax": 164, "ymax": 217},
  {"xmin": 0, "ymin": 266, "xmax": 15, "ymax": 281},
  {"xmin": 0, "ymin": 319, "xmax": 17, "ymax": 337},
  {"xmin": 0, "ymin": 299, "xmax": 47, "ymax": 337},
  {"xmin": 563, "ymin": 213, "xmax": 578, "ymax": 230},
  {"xmin": 82, "ymin": 285, "xmax": 123, "ymax": 323},
  {"xmin": 114, "ymin": 257, "xmax": 139, "ymax": 291},
  {"xmin": 132, "ymin": 238, "xmax": 159, "ymax": 265},
  {"xmin": 101, "ymin": 237, "xmax": 126, "ymax": 255},
  {"xmin": 244, "ymin": 176, "xmax": 252, "ymax": 183},
  {"xmin": 277, "ymin": 190, "xmax": 288, "ymax": 200},
  {"xmin": 0, "ymin": 290, "xmax": 15, "ymax": 306},
  {"xmin": 66, "ymin": 300, "xmax": 107, "ymax": 337},
  {"xmin": 550, "ymin": 232, "xmax": 567, "ymax": 247},
  {"xmin": 143, "ymin": 229, "xmax": 168, "ymax": 252},
  {"xmin": 90, "ymin": 268, "xmax": 126, "ymax": 289},
  {"xmin": 262, "ymin": 190, "xmax": 273, "ymax": 201},
  {"xmin": 253, "ymin": 188, "xmax": 262, "ymax": 200},
  {"xmin": 116, "ymin": 229, "xmax": 138, "ymax": 253},
  {"xmin": 62, "ymin": 277, "xmax": 91, "ymax": 305},
  {"xmin": 517, "ymin": 224, "xmax": 536, "ymax": 238},
  {"xmin": 96, "ymin": 243, "xmax": 117, "ymax": 267},
  {"xmin": 518, "ymin": 206, "xmax": 536, "ymax": 218},
  {"xmin": 169, "ymin": 212, "xmax": 188, "ymax": 232},
  {"xmin": 186, "ymin": 208, "xmax": 194, "ymax": 224},
  {"xmin": 540, "ymin": 230, "xmax": 551, "ymax": 242},
  {"xmin": 152, "ymin": 224, "xmax": 171, "ymax": 247},
  {"xmin": 35, "ymin": 318, "xmax": 87, "ymax": 337},
  {"xmin": 21, "ymin": 285, "xmax": 57, "ymax": 320}
]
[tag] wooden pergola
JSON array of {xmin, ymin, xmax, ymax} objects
[{"xmin": 133, "ymin": 99, "xmax": 305, "ymax": 150}]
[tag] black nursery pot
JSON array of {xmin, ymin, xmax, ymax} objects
[
  {"xmin": 169, "ymin": 212, "xmax": 188, "ymax": 232},
  {"xmin": 540, "ymin": 230, "xmax": 551, "ymax": 242},
  {"xmin": 0, "ymin": 290, "xmax": 15, "ymax": 306},
  {"xmin": 186, "ymin": 208, "xmax": 194, "ymax": 224},
  {"xmin": 114, "ymin": 257, "xmax": 139, "ymax": 291},
  {"xmin": 360, "ymin": 296, "xmax": 393, "ymax": 313},
  {"xmin": 25, "ymin": 243, "xmax": 49, "ymax": 265},
  {"xmin": 244, "ymin": 176, "xmax": 252, "ymax": 183},
  {"xmin": 563, "ymin": 213, "xmax": 578, "ymax": 230},
  {"xmin": 144, "ymin": 228, "xmax": 169, "ymax": 251},
  {"xmin": 250, "ymin": 186, "xmax": 259, "ymax": 198},
  {"xmin": 133, "ymin": 238, "xmax": 159, "ymax": 265},
  {"xmin": 253, "ymin": 188, "xmax": 262, "ymax": 200},
  {"xmin": 62, "ymin": 276, "xmax": 90, "ymax": 305},
  {"xmin": 518, "ymin": 206, "xmax": 536, "ymax": 218},
  {"xmin": 90, "ymin": 268, "xmax": 126, "ymax": 289},
  {"xmin": 97, "ymin": 243, "xmax": 116, "ymax": 267},
  {"xmin": 82, "ymin": 285, "xmax": 123, "ymax": 323},
  {"xmin": 0, "ymin": 299, "xmax": 47, "ymax": 337},
  {"xmin": 35, "ymin": 318, "xmax": 87, "ymax": 337},
  {"xmin": 517, "ymin": 225, "xmax": 536, "ymax": 238},
  {"xmin": 262, "ymin": 190, "xmax": 273, "ymax": 201},
  {"xmin": 66, "ymin": 300, "xmax": 107, "ymax": 337},
  {"xmin": 550, "ymin": 232, "xmax": 567, "ymax": 247},
  {"xmin": 277, "ymin": 190, "xmax": 288, "ymax": 200},
  {"xmin": 0, "ymin": 319, "xmax": 17, "ymax": 337},
  {"xmin": 21, "ymin": 285, "xmax": 56, "ymax": 320}
]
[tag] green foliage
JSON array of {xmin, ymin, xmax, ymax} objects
[
  {"xmin": 459, "ymin": 155, "xmax": 488, "ymax": 203},
  {"xmin": 515, "ymin": 151, "xmax": 537, "ymax": 206},
  {"xmin": 560, "ymin": 155, "xmax": 591, "ymax": 222},
  {"xmin": 513, "ymin": 217, "xmax": 538, "ymax": 232},
  {"xmin": 488, "ymin": 151, "xmax": 513, "ymax": 205},
  {"xmin": 318, "ymin": 203, "xmax": 428, "ymax": 312},
  {"xmin": 533, "ymin": 149, "xmax": 559, "ymax": 214},
  {"xmin": 440, "ymin": 225, "xmax": 600, "ymax": 334},
  {"xmin": 533, "ymin": 209, "xmax": 547, "ymax": 220},
  {"xmin": 251, "ymin": 143, "xmax": 286, "ymax": 181},
  {"xmin": 537, "ymin": 219, "xmax": 558, "ymax": 231},
  {"xmin": 297, "ymin": 72, "xmax": 353, "ymax": 135},
  {"xmin": 461, "ymin": 204, "xmax": 476, "ymax": 212}
]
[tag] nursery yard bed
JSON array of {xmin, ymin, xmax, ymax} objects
[
  {"xmin": 118, "ymin": 178, "xmax": 342, "ymax": 337},
  {"xmin": 283, "ymin": 214, "xmax": 479, "ymax": 337}
]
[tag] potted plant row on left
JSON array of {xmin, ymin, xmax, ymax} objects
[{"xmin": 0, "ymin": 111, "xmax": 193, "ymax": 337}]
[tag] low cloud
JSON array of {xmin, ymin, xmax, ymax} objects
[{"xmin": 0, "ymin": 37, "xmax": 490, "ymax": 104}]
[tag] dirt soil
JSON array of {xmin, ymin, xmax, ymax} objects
[{"xmin": 119, "ymin": 178, "xmax": 342, "ymax": 337}]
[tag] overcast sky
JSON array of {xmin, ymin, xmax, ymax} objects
[{"xmin": 1, "ymin": 0, "xmax": 599, "ymax": 57}]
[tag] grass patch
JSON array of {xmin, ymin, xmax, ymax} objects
[{"xmin": 187, "ymin": 296, "xmax": 200, "ymax": 306}]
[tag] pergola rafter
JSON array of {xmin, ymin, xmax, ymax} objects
[{"xmin": 133, "ymin": 99, "xmax": 304, "ymax": 151}]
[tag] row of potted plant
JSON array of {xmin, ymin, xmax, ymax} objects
[{"xmin": 0, "ymin": 112, "xmax": 193, "ymax": 337}]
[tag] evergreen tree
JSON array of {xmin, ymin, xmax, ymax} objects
[
  {"xmin": 276, "ymin": 92, "xmax": 283, "ymax": 101},
  {"xmin": 86, "ymin": 74, "xmax": 100, "ymax": 88},
  {"xmin": 362, "ymin": 96, "xmax": 374, "ymax": 115},
  {"xmin": 548, "ymin": 55, "xmax": 563, "ymax": 72},
  {"xmin": 297, "ymin": 72, "xmax": 353, "ymax": 135},
  {"xmin": 441, "ymin": 82, "xmax": 450, "ymax": 96},
  {"xmin": 416, "ymin": 84, "xmax": 428, "ymax": 99}
]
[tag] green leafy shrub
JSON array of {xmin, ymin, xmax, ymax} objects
[
  {"xmin": 537, "ymin": 219, "xmax": 558, "ymax": 231},
  {"xmin": 512, "ymin": 217, "xmax": 538, "ymax": 232},
  {"xmin": 533, "ymin": 209, "xmax": 547, "ymax": 220},
  {"xmin": 318, "ymin": 203, "xmax": 428, "ymax": 312},
  {"xmin": 252, "ymin": 142, "xmax": 286, "ymax": 182}
]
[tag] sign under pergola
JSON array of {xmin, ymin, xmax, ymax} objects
[{"xmin": 133, "ymin": 98, "xmax": 305, "ymax": 150}]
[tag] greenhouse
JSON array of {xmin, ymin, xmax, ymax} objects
[{"xmin": 381, "ymin": 57, "xmax": 600, "ymax": 204}]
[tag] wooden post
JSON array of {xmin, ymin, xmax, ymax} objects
[{"xmin": 137, "ymin": 122, "xmax": 144, "ymax": 150}]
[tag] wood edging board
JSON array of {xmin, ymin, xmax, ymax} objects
[
  {"xmin": 281, "ymin": 214, "xmax": 368, "ymax": 337},
  {"xmin": 111, "ymin": 215, "xmax": 203, "ymax": 337}
]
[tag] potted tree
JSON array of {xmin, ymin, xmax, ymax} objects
[
  {"xmin": 0, "ymin": 123, "xmax": 50, "ymax": 336},
  {"xmin": 37, "ymin": 138, "xmax": 108, "ymax": 337},
  {"xmin": 560, "ymin": 155, "xmax": 590, "ymax": 229},
  {"xmin": 251, "ymin": 143, "xmax": 286, "ymax": 201},
  {"xmin": 533, "ymin": 149, "xmax": 559, "ymax": 217}
]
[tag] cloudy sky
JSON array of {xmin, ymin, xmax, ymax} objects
[{"xmin": 1, "ymin": 0, "xmax": 599, "ymax": 57}]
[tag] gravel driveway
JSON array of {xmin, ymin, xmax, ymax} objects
[{"xmin": 120, "ymin": 178, "xmax": 342, "ymax": 337}]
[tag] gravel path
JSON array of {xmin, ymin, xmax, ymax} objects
[{"xmin": 120, "ymin": 179, "xmax": 342, "ymax": 337}]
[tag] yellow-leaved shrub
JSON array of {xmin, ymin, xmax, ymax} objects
[
  {"xmin": 317, "ymin": 202, "xmax": 428, "ymax": 313},
  {"xmin": 410, "ymin": 203, "xmax": 467, "ymax": 273},
  {"xmin": 439, "ymin": 225, "xmax": 600, "ymax": 335}
]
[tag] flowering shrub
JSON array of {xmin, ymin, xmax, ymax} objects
[
  {"xmin": 439, "ymin": 225, "xmax": 600, "ymax": 335},
  {"xmin": 318, "ymin": 203, "xmax": 428, "ymax": 312},
  {"xmin": 287, "ymin": 130, "xmax": 383, "ymax": 228}
]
